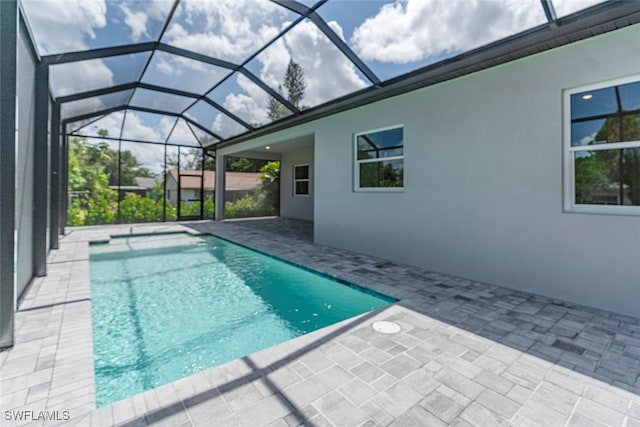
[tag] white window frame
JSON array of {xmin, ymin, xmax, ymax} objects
[
  {"xmin": 354, "ymin": 124, "xmax": 404, "ymax": 192},
  {"xmin": 563, "ymin": 74, "xmax": 640, "ymax": 216},
  {"xmin": 293, "ymin": 164, "xmax": 310, "ymax": 197}
]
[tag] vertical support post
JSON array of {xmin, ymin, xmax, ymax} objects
[
  {"xmin": 60, "ymin": 132, "xmax": 68, "ymax": 235},
  {"xmin": 163, "ymin": 143, "xmax": 167, "ymax": 222},
  {"xmin": 49, "ymin": 102, "xmax": 60, "ymax": 249},
  {"xmin": 214, "ymin": 152, "xmax": 225, "ymax": 221},
  {"xmin": 200, "ymin": 149, "xmax": 205, "ymax": 220},
  {"xmin": 0, "ymin": 0, "xmax": 17, "ymax": 349},
  {"xmin": 33, "ymin": 58, "xmax": 49, "ymax": 277},
  {"xmin": 177, "ymin": 149, "xmax": 181, "ymax": 219},
  {"xmin": 117, "ymin": 138, "xmax": 122, "ymax": 223}
]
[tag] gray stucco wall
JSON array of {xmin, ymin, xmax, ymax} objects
[
  {"xmin": 16, "ymin": 26, "xmax": 36, "ymax": 298},
  {"xmin": 312, "ymin": 25, "xmax": 640, "ymax": 317},
  {"xmin": 280, "ymin": 146, "xmax": 314, "ymax": 221}
]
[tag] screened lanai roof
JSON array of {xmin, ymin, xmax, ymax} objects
[{"xmin": 20, "ymin": 0, "xmax": 636, "ymax": 149}]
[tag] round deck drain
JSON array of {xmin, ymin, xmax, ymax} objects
[{"xmin": 372, "ymin": 321, "xmax": 401, "ymax": 334}]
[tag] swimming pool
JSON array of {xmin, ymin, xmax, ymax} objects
[{"xmin": 89, "ymin": 233, "xmax": 394, "ymax": 406}]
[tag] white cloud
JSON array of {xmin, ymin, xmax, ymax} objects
[
  {"xmin": 553, "ymin": 0, "xmax": 604, "ymax": 17},
  {"xmin": 146, "ymin": 52, "xmax": 229, "ymax": 94},
  {"xmin": 122, "ymin": 112, "xmax": 163, "ymax": 142},
  {"xmin": 257, "ymin": 20, "xmax": 368, "ymax": 107},
  {"xmin": 351, "ymin": 0, "xmax": 546, "ymax": 64},
  {"xmin": 125, "ymin": 142, "xmax": 165, "ymax": 174},
  {"xmin": 208, "ymin": 19, "xmax": 369, "ymax": 137},
  {"xmin": 167, "ymin": 119, "xmax": 200, "ymax": 145},
  {"xmin": 22, "ymin": 0, "xmax": 115, "ymax": 96},
  {"xmin": 210, "ymin": 75, "xmax": 267, "ymax": 137},
  {"xmin": 212, "ymin": 111, "xmax": 248, "ymax": 138},
  {"xmin": 579, "ymin": 132, "xmax": 597, "ymax": 146},
  {"xmin": 164, "ymin": 0, "xmax": 292, "ymax": 63},
  {"xmin": 50, "ymin": 59, "xmax": 114, "ymax": 97},
  {"xmin": 63, "ymin": 96, "xmax": 107, "ymax": 120},
  {"xmin": 80, "ymin": 112, "xmax": 125, "ymax": 139},
  {"xmin": 22, "ymin": 0, "xmax": 107, "ymax": 53},
  {"xmin": 120, "ymin": 5, "xmax": 149, "ymax": 42}
]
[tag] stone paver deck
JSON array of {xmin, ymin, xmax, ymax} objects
[{"xmin": 1, "ymin": 218, "xmax": 639, "ymax": 426}]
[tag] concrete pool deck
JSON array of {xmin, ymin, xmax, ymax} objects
[{"xmin": 1, "ymin": 218, "xmax": 639, "ymax": 426}]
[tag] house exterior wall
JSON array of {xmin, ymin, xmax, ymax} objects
[
  {"xmin": 16, "ymin": 25, "xmax": 36, "ymax": 298},
  {"xmin": 311, "ymin": 24, "xmax": 640, "ymax": 316},
  {"xmin": 281, "ymin": 145, "xmax": 314, "ymax": 221},
  {"xmin": 166, "ymin": 176, "xmax": 178, "ymax": 206}
]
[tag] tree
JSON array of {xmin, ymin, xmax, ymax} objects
[
  {"xmin": 284, "ymin": 59, "xmax": 306, "ymax": 109},
  {"xmin": 226, "ymin": 157, "xmax": 269, "ymax": 172},
  {"xmin": 166, "ymin": 149, "xmax": 214, "ymax": 171},
  {"xmin": 266, "ymin": 60, "xmax": 306, "ymax": 120},
  {"xmin": 578, "ymin": 114, "xmax": 640, "ymax": 205},
  {"xmin": 256, "ymin": 161, "xmax": 280, "ymax": 215},
  {"xmin": 67, "ymin": 136, "xmax": 175, "ymax": 226},
  {"xmin": 267, "ymin": 86, "xmax": 284, "ymax": 121}
]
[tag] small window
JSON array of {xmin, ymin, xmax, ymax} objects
[
  {"xmin": 564, "ymin": 76, "xmax": 640, "ymax": 215},
  {"xmin": 293, "ymin": 164, "xmax": 309, "ymax": 196},
  {"xmin": 354, "ymin": 125, "xmax": 404, "ymax": 191}
]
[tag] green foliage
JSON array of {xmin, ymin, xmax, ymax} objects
[
  {"xmin": 576, "ymin": 114, "xmax": 640, "ymax": 205},
  {"xmin": 225, "ymin": 195, "xmax": 259, "ymax": 218},
  {"xmin": 84, "ymin": 188, "xmax": 118, "ymax": 225},
  {"xmin": 119, "ymin": 193, "xmax": 159, "ymax": 223},
  {"xmin": 66, "ymin": 136, "xmax": 190, "ymax": 225},
  {"xmin": 575, "ymin": 152, "xmax": 616, "ymax": 204},
  {"xmin": 226, "ymin": 157, "xmax": 269, "ymax": 172},
  {"xmin": 224, "ymin": 161, "xmax": 280, "ymax": 219},
  {"xmin": 166, "ymin": 148, "xmax": 212, "ymax": 171},
  {"xmin": 260, "ymin": 161, "xmax": 280, "ymax": 182},
  {"xmin": 359, "ymin": 162, "xmax": 403, "ymax": 188},
  {"xmin": 118, "ymin": 150, "xmax": 153, "ymax": 186},
  {"xmin": 284, "ymin": 59, "xmax": 306, "ymax": 109},
  {"xmin": 67, "ymin": 199, "xmax": 85, "ymax": 226},
  {"xmin": 161, "ymin": 197, "xmax": 177, "ymax": 221},
  {"xmin": 204, "ymin": 196, "xmax": 215, "ymax": 218},
  {"xmin": 267, "ymin": 60, "xmax": 306, "ymax": 120}
]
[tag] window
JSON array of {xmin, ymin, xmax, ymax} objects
[
  {"xmin": 293, "ymin": 164, "xmax": 310, "ymax": 196},
  {"xmin": 354, "ymin": 125, "xmax": 404, "ymax": 191},
  {"xmin": 565, "ymin": 76, "xmax": 640, "ymax": 215}
]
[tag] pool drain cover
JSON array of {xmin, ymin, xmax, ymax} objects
[{"xmin": 372, "ymin": 321, "xmax": 401, "ymax": 334}]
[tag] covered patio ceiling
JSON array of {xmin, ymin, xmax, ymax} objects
[{"xmin": 20, "ymin": 0, "xmax": 625, "ymax": 149}]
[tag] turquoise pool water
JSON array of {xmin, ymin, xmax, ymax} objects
[{"xmin": 89, "ymin": 233, "xmax": 393, "ymax": 406}]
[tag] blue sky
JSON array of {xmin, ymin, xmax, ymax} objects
[{"xmin": 25, "ymin": 0, "xmax": 605, "ymax": 141}]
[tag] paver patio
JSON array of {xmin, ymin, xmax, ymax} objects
[{"xmin": 1, "ymin": 218, "xmax": 639, "ymax": 426}]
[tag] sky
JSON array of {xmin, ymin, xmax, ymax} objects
[{"xmin": 24, "ymin": 0, "xmax": 605, "ymax": 143}]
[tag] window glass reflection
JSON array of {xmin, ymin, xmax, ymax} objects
[
  {"xmin": 357, "ymin": 128, "xmax": 404, "ymax": 159},
  {"xmin": 571, "ymin": 87, "xmax": 617, "ymax": 120},
  {"xmin": 619, "ymin": 82, "xmax": 640, "ymax": 112},
  {"xmin": 571, "ymin": 119, "xmax": 619, "ymax": 147},
  {"xmin": 575, "ymin": 149, "xmax": 640, "ymax": 206},
  {"xmin": 295, "ymin": 165, "xmax": 309, "ymax": 180},
  {"xmin": 359, "ymin": 159, "xmax": 404, "ymax": 188}
]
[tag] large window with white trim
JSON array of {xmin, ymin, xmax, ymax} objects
[
  {"xmin": 565, "ymin": 76, "xmax": 640, "ymax": 214},
  {"xmin": 354, "ymin": 125, "xmax": 404, "ymax": 191}
]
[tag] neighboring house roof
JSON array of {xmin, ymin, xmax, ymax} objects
[
  {"xmin": 166, "ymin": 170, "xmax": 262, "ymax": 191},
  {"xmin": 134, "ymin": 177, "xmax": 160, "ymax": 189}
]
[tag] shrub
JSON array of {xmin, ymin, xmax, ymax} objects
[
  {"xmin": 225, "ymin": 194, "xmax": 258, "ymax": 218},
  {"xmin": 67, "ymin": 199, "xmax": 85, "ymax": 226}
]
